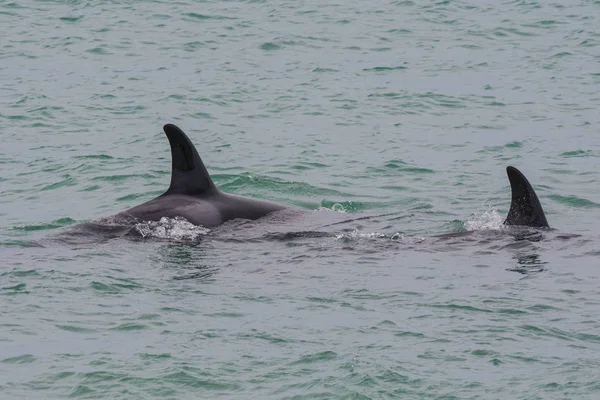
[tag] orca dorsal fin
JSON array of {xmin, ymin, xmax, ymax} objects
[
  {"xmin": 503, "ymin": 166, "xmax": 549, "ymax": 228},
  {"xmin": 162, "ymin": 124, "xmax": 216, "ymax": 196}
]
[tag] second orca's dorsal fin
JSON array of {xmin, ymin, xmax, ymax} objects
[
  {"xmin": 162, "ymin": 124, "xmax": 216, "ymax": 196},
  {"xmin": 503, "ymin": 166, "xmax": 549, "ymax": 228}
]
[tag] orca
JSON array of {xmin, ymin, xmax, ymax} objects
[
  {"xmin": 90, "ymin": 123, "xmax": 549, "ymax": 235},
  {"xmin": 108, "ymin": 124, "xmax": 287, "ymax": 228},
  {"xmin": 503, "ymin": 166, "xmax": 549, "ymax": 228},
  {"xmin": 433, "ymin": 165, "xmax": 549, "ymax": 242}
]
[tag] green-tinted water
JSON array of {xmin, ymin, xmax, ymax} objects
[{"xmin": 2, "ymin": 0, "xmax": 600, "ymax": 398}]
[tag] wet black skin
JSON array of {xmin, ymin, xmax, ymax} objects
[{"xmin": 111, "ymin": 124, "xmax": 286, "ymax": 228}]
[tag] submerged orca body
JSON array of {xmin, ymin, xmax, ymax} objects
[
  {"xmin": 111, "ymin": 124, "xmax": 287, "ymax": 228},
  {"xmin": 96, "ymin": 124, "xmax": 549, "ymax": 233}
]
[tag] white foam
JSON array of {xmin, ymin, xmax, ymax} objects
[
  {"xmin": 134, "ymin": 217, "xmax": 210, "ymax": 241},
  {"xmin": 315, "ymin": 204, "xmax": 347, "ymax": 213},
  {"xmin": 335, "ymin": 229, "xmax": 393, "ymax": 241},
  {"xmin": 464, "ymin": 205, "xmax": 504, "ymax": 231}
]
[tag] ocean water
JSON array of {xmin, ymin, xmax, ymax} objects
[{"xmin": 2, "ymin": 0, "xmax": 600, "ymax": 398}]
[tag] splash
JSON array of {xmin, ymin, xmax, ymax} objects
[
  {"xmin": 335, "ymin": 229, "xmax": 404, "ymax": 241},
  {"xmin": 330, "ymin": 203, "xmax": 347, "ymax": 212},
  {"xmin": 134, "ymin": 217, "xmax": 210, "ymax": 241},
  {"xmin": 464, "ymin": 205, "xmax": 504, "ymax": 231},
  {"xmin": 316, "ymin": 204, "xmax": 347, "ymax": 213}
]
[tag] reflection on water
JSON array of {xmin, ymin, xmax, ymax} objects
[
  {"xmin": 508, "ymin": 252, "xmax": 547, "ymax": 275},
  {"xmin": 154, "ymin": 243, "xmax": 218, "ymax": 281}
]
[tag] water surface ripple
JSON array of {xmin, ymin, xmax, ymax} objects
[{"xmin": 1, "ymin": 0, "xmax": 600, "ymax": 399}]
